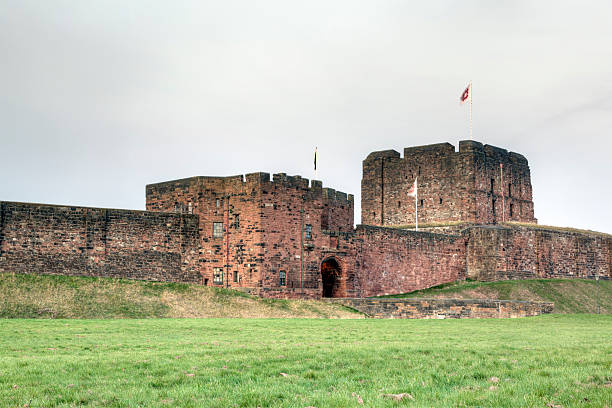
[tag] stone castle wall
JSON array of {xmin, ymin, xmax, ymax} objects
[
  {"xmin": 1, "ymin": 140, "xmax": 609, "ymax": 301},
  {"xmin": 361, "ymin": 141, "xmax": 536, "ymax": 227},
  {"xmin": 353, "ymin": 225, "xmax": 466, "ymax": 297},
  {"xmin": 146, "ymin": 173, "xmax": 355, "ymax": 297},
  {"xmin": 465, "ymin": 225, "xmax": 612, "ymax": 281},
  {"xmin": 0, "ymin": 201, "xmax": 200, "ymax": 282}
]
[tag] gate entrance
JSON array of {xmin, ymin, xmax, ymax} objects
[{"xmin": 321, "ymin": 257, "xmax": 344, "ymax": 298}]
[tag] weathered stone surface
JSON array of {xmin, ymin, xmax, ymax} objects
[
  {"xmin": 0, "ymin": 201, "xmax": 200, "ymax": 282},
  {"xmin": 464, "ymin": 225, "xmax": 612, "ymax": 281},
  {"xmin": 1, "ymin": 140, "xmax": 609, "ymax": 303},
  {"xmin": 145, "ymin": 173, "xmax": 356, "ymax": 297},
  {"xmin": 331, "ymin": 298, "xmax": 554, "ymax": 319},
  {"xmin": 361, "ymin": 140, "xmax": 537, "ymax": 227}
]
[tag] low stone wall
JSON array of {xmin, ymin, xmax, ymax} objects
[{"xmin": 330, "ymin": 298, "xmax": 554, "ymax": 319}]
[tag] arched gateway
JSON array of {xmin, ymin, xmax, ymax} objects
[{"xmin": 321, "ymin": 257, "xmax": 345, "ymax": 298}]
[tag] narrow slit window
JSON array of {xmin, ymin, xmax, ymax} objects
[
  {"xmin": 508, "ymin": 183, "xmax": 512, "ymax": 198},
  {"xmin": 510, "ymin": 203, "xmax": 514, "ymax": 217},
  {"xmin": 305, "ymin": 224, "xmax": 312, "ymax": 240},
  {"xmin": 398, "ymin": 201, "xmax": 401, "ymax": 208},
  {"xmin": 233, "ymin": 270, "xmax": 238, "ymax": 283},
  {"xmin": 280, "ymin": 271, "xmax": 286, "ymax": 286},
  {"xmin": 491, "ymin": 178, "xmax": 495, "ymax": 193},
  {"xmin": 420, "ymin": 199, "xmax": 424, "ymax": 207},
  {"xmin": 439, "ymin": 198, "xmax": 443, "ymax": 205}
]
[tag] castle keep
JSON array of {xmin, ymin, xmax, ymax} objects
[
  {"xmin": 1, "ymin": 140, "xmax": 610, "ymax": 298},
  {"xmin": 362, "ymin": 141, "xmax": 536, "ymax": 227}
]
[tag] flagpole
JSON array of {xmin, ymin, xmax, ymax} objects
[
  {"xmin": 415, "ymin": 177, "xmax": 418, "ymax": 231},
  {"xmin": 470, "ymin": 81, "xmax": 473, "ymax": 140},
  {"xmin": 314, "ymin": 147, "xmax": 318, "ymax": 180}
]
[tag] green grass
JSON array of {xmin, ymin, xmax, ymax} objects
[
  {"xmin": 503, "ymin": 221, "xmax": 612, "ymax": 238},
  {"xmin": 0, "ymin": 273, "xmax": 362, "ymax": 319},
  {"xmin": 0, "ymin": 315, "xmax": 610, "ymax": 407},
  {"xmin": 380, "ymin": 279, "xmax": 612, "ymax": 314}
]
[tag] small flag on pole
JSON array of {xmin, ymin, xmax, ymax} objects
[
  {"xmin": 407, "ymin": 178, "xmax": 418, "ymax": 231},
  {"xmin": 460, "ymin": 81, "xmax": 473, "ymax": 139},
  {"xmin": 460, "ymin": 83, "xmax": 471, "ymax": 104},
  {"xmin": 407, "ymin": 178, "xmax": 417, "ymax": 197},
  {"xmin": 314, "ymin": 147, "xmax": 317, "ymax": 171}
]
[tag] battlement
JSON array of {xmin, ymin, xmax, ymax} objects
[
  {"xmin": 361, "ymin": 140, "xmax": 536, "ymax": 227},
  {"xmin": 364, "ymin": 141, "xmax": 528, "ymax": 167},
  {"xmin": 147, "ymin": 172, "xmax": 353, "ymax": 204},
  {"xmin": 404, "ymin": 142, "xmax": 455, "ymax": 157}
]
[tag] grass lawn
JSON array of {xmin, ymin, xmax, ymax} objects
[
  {"xmin": 1, "ymin": 315, "xmax": 611, "ymax": 407},
  {"xmin": 381, "ymin": 279, "xmax": 612, "ymax": 314}
]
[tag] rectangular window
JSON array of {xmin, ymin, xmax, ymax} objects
[
  {"xmin": 510, "ymin": 203, "xmax": 514, "ymax": 217},
  {"xmin": 213, "ymin": 267, "xmax": 223, "ymax": 285},
  {"xmin": 233, "ymin": 270, "xmax": 238, "ymax": 283},
  {"xmin": 398, "ymin": 201, "xmax": 401, "ymax": 208},
  {"xmin": 508, "ymin": 183, "xmax": 512, "ymax": 198},
  {"xmin": 491, "ymin": 178, "xmax": 495, "ymax": 193},
  {"xmin": 213, "ymin": 222, "xmax": 223, "ymax": 238},
  {"xmin": 216, "ymin": 198, "xmax": 221, "ymax": 208},
  {"xmin": 234, "ymin": 214, "xmax": 240, "ymax": 229},
  {"xmin": 280, "ymin": 271, "xmax": 286, "ymax": 286},
  {"xmin": 305, "ymin": 224, "xmax": 312, "ymax": 240},
  {"xmin": 420, "ymin": 199, "xmax": 424, "ymax": 207}
]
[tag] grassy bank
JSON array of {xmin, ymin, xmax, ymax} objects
[
  {"xmin": 0, "ymin": 273, "xmax": 362, "ymax": 319},
  {"xmin": 382, "ymin": 278, "xmax": 612, "ymax": 314},
  {"xmin": 0, "ymin": 315, "xmax": 610, "ymax": 407}
]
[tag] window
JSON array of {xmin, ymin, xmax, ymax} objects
[
  {"xmin": 439, "ymin": 198, "xmax": 443, "ymax": 205},
  {"xmin": 213, "ymin": 222, "xmax": 223, "ymax": 238},
  {"xmin": 492, "ymin": 198, "xmax": 496, "ymax": 216},
  {"xmin": 508, "ymin": 183, "xmax": 512, "ymax": 198},
  {"xmin": 280, "ymin": 271, "xmax": 286, "ymax": 286},
  {"xmin": 491, "ymin": 178, "xmax": 495, "ymax": 193},
  {"xmin": 234, "ymin": 214, "xmax": 240, "ymax": 229},
  {"xmin": 233, "ymin": 270, "xmax": 238, "ymax": 283},
  {"xmin": 216, "ymin": 198, "xmax": 220, "ymax": 208},
  {"xmin": 420, "ymin": 199, "xmax": 424, "ymax": 207},
  {"xmin": 305, "ymin": 224, "xmax": 312, "ymax": 240},
  {"xmin": 510, "ymin": 203, "xmax": 514, "ymax": 217},
  {"xmin": 213, "ymin": 268, "xmax": 223, "ymax": 285},
  {"xmin": 398, "ymin": 201, "xmax": 401, "ymax": 208}
]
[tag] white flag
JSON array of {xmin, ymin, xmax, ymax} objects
[{"xmin": 407, "ymin": 178, "xmax": 417, "ymax": 197}]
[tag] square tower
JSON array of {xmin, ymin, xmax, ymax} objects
[{"xmin": 361, "ymin": 140, "xmax": 537, "ymax": 227}]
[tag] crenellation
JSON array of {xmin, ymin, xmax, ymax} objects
[{"xmin": 2, "ymin": 139, "xmax": 609, "ymax": 301}]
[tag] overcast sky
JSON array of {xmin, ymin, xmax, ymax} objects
[{"xmin": 1, "ymin": 1, "xmax": 611, "ymax": 233}]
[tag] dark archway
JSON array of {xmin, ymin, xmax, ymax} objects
[{"xmin": 321, "ymin": 257, "xmax": 345, "ymax": 298}]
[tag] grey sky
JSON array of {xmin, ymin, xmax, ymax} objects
[{"xmin": 1, "ymin": 1, "xmax": 611, "ymax": 233}]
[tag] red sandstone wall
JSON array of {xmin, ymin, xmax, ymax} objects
[
  {"xmin": 146, "ymin": 173, "xmax": 354, "ymax": 298},
  {"xmin": 0, "ymin": 201, "xmax": 200, "ymax": 282},
  {"xmin": 361, "ymin": 141, "xmax": 536, "ymax": 227},
  {"xmin": 354, "ymin": 225, "xmax": 466, "ymax": 297},
  {"xmin": 465, "ymin": 225, "xmax": 612, "ymax": 281}
]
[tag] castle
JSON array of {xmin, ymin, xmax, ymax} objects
[{"xmin": 1, "ymin": 140, "xmax": 610, "ymax": 298}]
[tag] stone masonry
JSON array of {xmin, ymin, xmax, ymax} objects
[
  {"xmin": 361, "ymin": 141, "xmax": 537, "ymax": 227},
  {"xmin": 1, "ymin": 140, "xmax": 610, "ymax": 299}
]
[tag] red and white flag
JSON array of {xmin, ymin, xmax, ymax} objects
[
  {"xmin": 407, "ymin": 178, "xmax": 417, "ymax": 197},
  {"xmin": 460, "ymin": 82, "xmax": 471, "ymax": 104}
]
